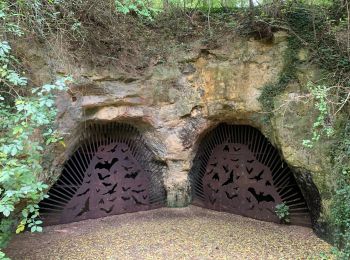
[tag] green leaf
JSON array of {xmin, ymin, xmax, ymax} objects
[
  {"xmin": 36, "ymin": 226, "xmax": 43, "ymax": 232},
  {"xmin": 3, "ymin": 209, "xmax": 11, "ymax": 217},
  {"xmin": 22, "ymin": 209, "xmax": 28, "ymax": 218},
  {"xmin": 15, "ymin": 223, "xmax": 25, "ymax": 234}
]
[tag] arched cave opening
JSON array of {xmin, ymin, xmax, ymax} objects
[
  {"xmin": 189, "ymin": 123, "xmax": 319, "ymax": 227},
  {"xmin": 39, "ymin": 122, "xmax": 166, "ymax": 225}
]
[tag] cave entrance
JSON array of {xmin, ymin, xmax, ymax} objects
[
  {"xmin": 190, "ymin": 124, "xmax": 312, "ymax": 226},
  {"xmin": 39, "ymin": 123, "xmax": 166, "ymax": 225}
]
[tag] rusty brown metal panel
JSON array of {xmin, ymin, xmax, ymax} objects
[
  {"xmin": 61, "ymin": 142, "xmax": 150, "ymax": 223},
  {"xmin": 190, "ymin": 124, "xmax": 312, "ymax": 226},
  {"xmin": 39, "ymin": 123, "xmax": 165, "ymax": 225},
  {"xmin": 202, "ymin": 143, "xmax": 282, "ymax": 223}
]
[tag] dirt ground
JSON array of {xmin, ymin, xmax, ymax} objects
[{"xmin": 5, "ymin": 206, "xmax": 332, "ymax": 260}]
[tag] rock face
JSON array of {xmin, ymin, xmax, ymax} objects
[{"xmin": 17, "ymin": 31, "xmax": 332, "ymax": 229}]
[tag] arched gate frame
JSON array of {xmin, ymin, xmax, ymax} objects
[
  {"xmin": 190, "ymin": 124, "xmax": 312, "ymax": 226},
  {"xmin": 39, "ymin": 122, "xmax": 166, "ymax": 225}
]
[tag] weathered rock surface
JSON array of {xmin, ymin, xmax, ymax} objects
[{"xmin": 17, "ymin": 31, "xmax": 333, "ymax": 228}]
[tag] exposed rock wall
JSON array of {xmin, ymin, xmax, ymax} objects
[{"xmin": 17, "ymin": 31, "xmax": 332, "ymax": 227}]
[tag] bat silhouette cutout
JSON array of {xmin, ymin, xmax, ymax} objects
[
  {"xmin": 249, "ymin": 170, "xmax": 264, "ymax": 181},
  {"xmin": 222, "ymin": 170, "xmax": 234, "ymax": 186},
  {"xmin": 209, "ymin": 196, "xmax": 216, "ymax": 205},
  {"xmin": 77, "ymin": 188, "xmax": 90, "ymax": 197},
  {"xmin": 100, "ymin": 205, "xmax": 114, "ymax": 214},
  {"xmin": 125, "ymin": 170, "xmax": 139, "ymax": 179},
  {"xmin": 265, "ymin": 181, "xmax": 271, "ymax": 186},
  {"xmin": 122, "ymin": 165, "xmax": 133, "ymax": 171},
  {"xmin": 248, "ymin": 187, "xmax": 275, "ymax": 203},
  {"xmin": 102, "ymin": 183, "xmax": 118, "ymax": 195},
  {"xmin": 76, "ymin": 197, "xmax": 90, "ymax": 217},
  {"xmin": 98, "ymin": 173, "xmax": 110, "ymax": 180},
  {"xmin": 109, "ymin": 197, "xmax": 117, "ymax": 202},
  {"xmin": 247, "ymin": 159, "xmax": 255, "ymax": 163},
  {"xmin": 121, "ymin": 196, "xmax": 130, "ymax": 201},
  {"xmin": 98, "ymin": 198, "xmax": 104, "ymax": 204},
  {"xmin": 207, "ymin": 183, "xmax": 219, "ymax": 193},
  {"xmin": 132, "ymin": 189, "xmax": 145, "ymax": 193},
  {"xmin": 222, "ymin": 164, "xmax": 229, "ymax": 173},
  {"xmin": 102, "ymin": 182, "xmax": 112, "ymax": 187},
  {"xmin": 223, "ymin": 145, "xmax": 230, "ymax": 152},
  {"xmin": 246, "ymin": 167, "xmax": 254, "ymax": 174},
  {"xmin": 225, "ymin": 191, "xmax": 238, "ymax": 200},
  {"xmin": 95, "ymin": 158, "xmax": 119, "ymax": 171},
  {"xmin": 132, "ymin": 195, "xmax": 146, "ymax": 205},
  {"xmin": 212, "ymin": 173, "xmax": 220, "ymax": 181},
  {"xmin": 233, "ymin": 146, "xmax": 241, "ymax": 151},
  {"xmin": 110, "ymin": 144, "xmax": 118, "ymax": 153},
  {"xmin": 210, "ymin": 162, "xmax": 218, "ymax": 167},
  {"xmin": 122, "ymin": 187, "xmax": 131, "ymax": 192},
  {"xmin": 206, "ymin": 169, "xmax": 214, "ymax": 175}
]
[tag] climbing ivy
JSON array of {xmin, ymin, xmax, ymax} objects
[
  {"xmin": 258, "ymin": 35, "xmax": 298, "ymax": 118},
  {"xmin": 330, "ymin": 121, "xmax": 350, "ymax": 259},
  {"xmin": 256, "ymin": 2, "xmax": 350, "ymax": 258},
  {"xmin": 302, "ymin": 83, "xmax": 335, "ymax": 148}
]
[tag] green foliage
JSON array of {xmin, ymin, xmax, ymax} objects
[
  {"xmin": 0, "ymin": 76, "xmax": 69, "ymax": 244},
  {"xmin": 255, "ymin": 2, "xmax": 349, "ymax": 257},
  {"xmin": 329, "ymin": 122, "xmax": 350, "ymax": 259},
  {"xmin": 275, "ymin": 202, "xmax": 290, "ymax": 224},
  {"xmin": 302, "ymin": 83, "xmax": 334, "ymax": 148},
  {"xmin": 0, "ymin": 73, "xmax": 70, "ymax": 247},
  {"xmin": 0, "ymin": 1, "xmax": 71, "ymax": 257},
  {"xmin": 0, "ymin": 0, "xmax": 347, "ymax": 258},
  {"xmin": 0, "ymin": 251, "xmax": 9, "ymax": 260},
  {"xmin": 115, "ymin": 0, "xmax": 159, "ymax": 20},
  {"xmin": 280, "ymin": 4, "xmax": 349, "ymax": 258},
  {"xmin": 258, "ymin": 36, "xmax": 298, "ymax": 118}
]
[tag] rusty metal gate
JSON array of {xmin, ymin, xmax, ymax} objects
[
  {"xmin": 39, "ymin": 123, "xmax": 166, "ymax": 225},
  {"xmin": 190, "ymin": 124, "xmax": 311, "ymax": 226}
]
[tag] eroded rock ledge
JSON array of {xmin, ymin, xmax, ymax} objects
[{"xmin": 18, "ymin": 31, "xmax": 332, "ymax": 229}]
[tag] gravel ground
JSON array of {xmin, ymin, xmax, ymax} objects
[{"xmin": 5, "ymin": 206, "xmax": 332, "ymax": 260}]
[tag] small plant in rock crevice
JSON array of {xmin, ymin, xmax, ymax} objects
[{"xmin": 275, "ymin": 202, "xmax": 290, "ymax": 224}]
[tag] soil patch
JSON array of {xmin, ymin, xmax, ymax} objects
[{"xmin": 5, "ymin": 206, "xmax": 332, "ymax": 260}]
